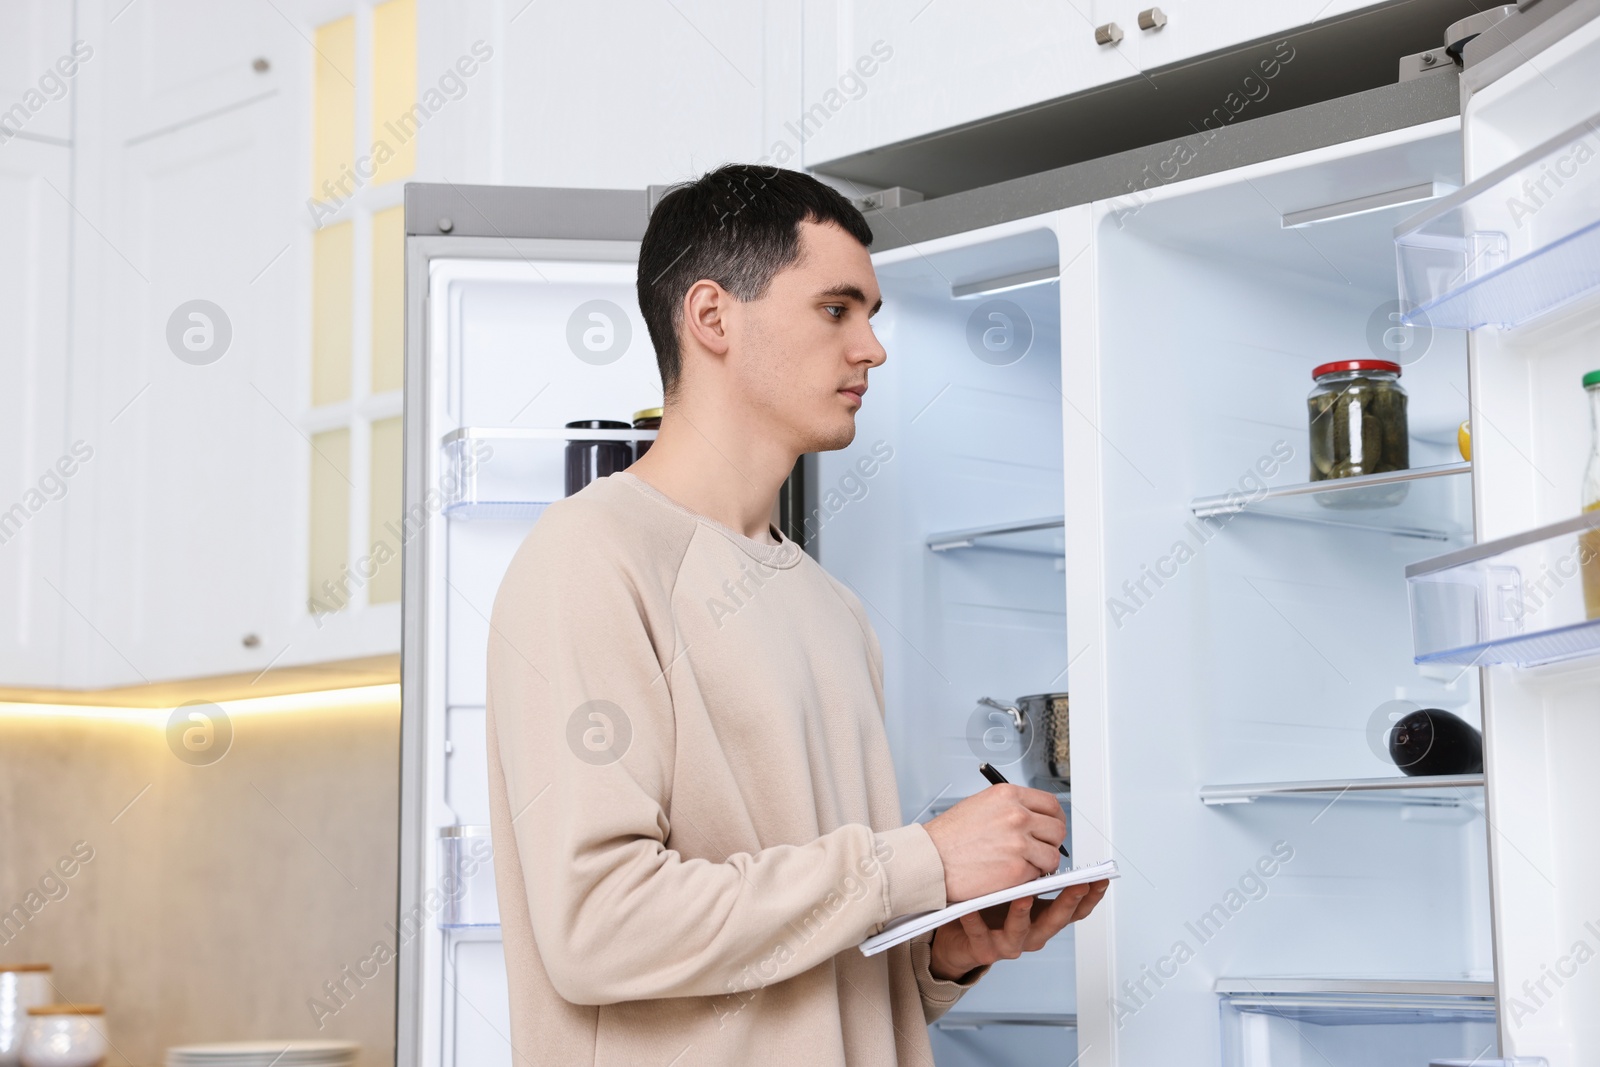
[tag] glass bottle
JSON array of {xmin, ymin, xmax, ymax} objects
[{"xmin": 1582, "ymin": 370, "xmax": 1600, "ymax": 619}]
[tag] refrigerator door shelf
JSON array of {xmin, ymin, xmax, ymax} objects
[
  {"xmin": 1395, "ymin": 108, "xmax": 1600, "ymax": 331},
  {"xmin": 441, "ymin": 427, "xmax": 657, "ymax": 520},
  {"xmin": 1406, "ymin": 510, "xmax": 1600, "ymax": 667},
  {"xmin": 1218, "ymin": 980, "xmax": 1497, "ymax": 1067},
  {"xmin": 437, "ymin": 826, "xmax": 500, "ymax": 929},
  {"xmin": 1189, "ymin": 463, "xmax": 1473, "ymax": 543}
]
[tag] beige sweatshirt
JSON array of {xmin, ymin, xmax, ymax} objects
[{"xmin": 486, "ymin": 471, "xmax": 981, "ymax": 1066}]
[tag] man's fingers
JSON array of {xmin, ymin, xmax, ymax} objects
[
  {"xmin": 1004, "ymin": 897, "xmax": 1033, "ymax": 935},
  {"xmin": 1068, "ymin": 880, "xmax": 1109, "ymax": 923},
  {"xmin": 1024, "ymin": 887, "xmax": 1088, "ymax": 949},
  {"xmin": 1025, "ymin": 838, "xmax": 1062, "ymax": 878},
  {"xmin": 1015, "ymin": 786, "xmax": 1068, "ymax": 822},
  {"xmin": 1026, "ymin": 810, "xmax": 1068, "ymax": 849},
  {"xmin": 958, "ymin": 910, "xmax": 991, "ymax": 948}
]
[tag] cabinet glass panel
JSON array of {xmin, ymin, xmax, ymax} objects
[
  {"xmin": 310, "ymin": 14, "xmax": 356, "ymax": 202},
  {"xmin": 370, "ymin": 205, "xmax": 405, "ymax": 394},
  {"xmin": 369, "ymin": 416, "xmax": 403, "ymax": 604},
  {"xmin": 370, "ymin": 0, "xmax": 417, "ymax": 188},
  {"xmin": 309, "ymin": 427, "xmax": 351, "ymax": 613},
  {"xmin": 312, "ymin": 221, "xmax": 353, "ymax": 406}
]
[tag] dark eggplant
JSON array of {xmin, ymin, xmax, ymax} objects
[{"xmin": 1388, "ymin": 708, "xmax": 1484, "ymax": 776}]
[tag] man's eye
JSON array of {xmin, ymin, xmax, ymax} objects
[{"xmin": 824, "ymin": 305, "xmax": 845, "ymax": 319}]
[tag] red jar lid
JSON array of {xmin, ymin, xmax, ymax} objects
[{"xmin": 1312, "ymin": 359, "xmax": 1400, "ymax": 379}]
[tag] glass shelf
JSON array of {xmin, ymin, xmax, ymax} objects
[
  {"xmin": 933, "ymin": 1012, "xmax": 1076, "ymax": 1031},
  {"xmin": 1188, "ymin": 463, "xmax": 1472, "ymax": 542},
  {"xmin": 1218, "ymin": 979, "xmax": 1496, "ymax": 1067},
  {"xmin": 1407, "ymin": 510, "xmax": 1600, "ymax": 667},
  {"xmin": 441, "ymin": 426, "xmax": 656, "ymax": 520},
  {"xmin": 1199, "ymin": 774, "xmax": 1484, "ymax": 807},
  {"xmin": 926, "ymin": 516, "xmax": 1065, "ymax": 555},
  {"xmin": 1396, "ymin": 108, "xmax": 1600, "ymax": 330}
]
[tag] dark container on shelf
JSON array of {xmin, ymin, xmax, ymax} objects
[
  {"xmin": 1388, "ymin": 708, "xmax": 1484, "ymax": 776},
  {"xmin": 632, "ymin": 407, "xmax": 663, "ymax": 461},
  {"xmin": 564, "ymin": 420, "xmax": 632, "ymax": 497}
]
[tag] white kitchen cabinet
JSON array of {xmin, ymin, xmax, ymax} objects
[
  {"xmin": 487, "ymin": 0, "xmax": 787, "ymax": 189},
  {"xmin": 798, "ymin": 0, "xmax": 1431, "ymax": 172},
  {"xmin": 79, "ymin": 79, "xmax": 307, "ymax": 686},
  {"xmin": 1136, "ymin": 0, "xmax": 1377, "ymax": 70},
  {"xmin": 0, "ymin": 136, "xmax": 73, "ymax": 689},
  {"xmin": 0, "ymin": 0, "xmax": 78, "ymax": 689},
  {"xmin": 798, "ymin": 0, "xmax": 1141, "ymax": 174},
  {"xmin": 0, "ymin": 0, "xmax": 77, "ymax": 145},
  {"xmin": 55, "ymin": 0, "xmax": 410, "ymax": 687},
  {"xmin": 101, "ymin": 0, "xmax": 301, "ymax": 145},
  {"xmin": 10, "ymin": 0, "xmax": 790, "ymax": 691}
]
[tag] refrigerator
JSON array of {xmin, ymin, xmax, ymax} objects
[{"xmin": 396, "ymin": 7, "xmax": 1600, "ymax": 1063}]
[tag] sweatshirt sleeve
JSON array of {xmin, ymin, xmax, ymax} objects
[
  {"xmin": 487, "ymin": 502, "xmax": 949, "ymax": 1007},
  {"xmin": 909, "ymin": 931, "xmax": 989, "ymax": 1023}
]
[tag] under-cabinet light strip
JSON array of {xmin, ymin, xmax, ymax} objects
[{"xmin": 0, "ymin": 683, "xmax": 400, "ymax": 722}]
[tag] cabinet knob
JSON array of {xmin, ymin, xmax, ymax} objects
[
  {"xmin": 242, "ymin": 633, "xmax": 261, "ymax": 648},
  {"xmin": 1095, "ymin": 22, "xmax": 1124, "ymax": 45},
  {"xmin": 1138, "ymin": 7, "xmax": 1167, "ymax": 30}
]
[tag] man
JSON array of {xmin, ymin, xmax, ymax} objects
[{"xmin": 486, "ymin": 164, "xmax": 1107, "ymax": 1065}]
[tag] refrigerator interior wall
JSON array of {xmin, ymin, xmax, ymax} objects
[
  {"xmin": 424, "ymin": 250, "xmax": 662, "ymax": 1067},
  {"xmin": 815, "ymin": 220, "xmax": 1079, "ymax": 1059},
  {"xmin": 1456, "ymin": 13, "xmax": 1600, "ymax": 1065},
  {"xmin": 1073, "ymin": 120, "xmax": 1498, "ymax": 1066}
]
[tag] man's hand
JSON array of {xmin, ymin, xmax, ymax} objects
[
  {"xmin": 923, "ymin": 783, "xmax": 1067, "ymax": 902},
  {"xmin": 927, "ymin": 880, "xmax": 1109, "ymax": 982}
]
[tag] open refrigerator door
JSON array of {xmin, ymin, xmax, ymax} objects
[
  {"xmin": 396, "ymin": 185, "xmax": 660, "ymax": 1067},
  {"xmin": 1391, "ymin": 4, "xmax": 1600, "ymax": 1065}
]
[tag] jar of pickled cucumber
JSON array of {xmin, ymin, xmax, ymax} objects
[{"xmin": 1307, "ymin": 360, "xmax": 1409, "ymax": 482}]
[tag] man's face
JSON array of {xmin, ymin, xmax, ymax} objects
[{"xmin": 730, "ymin": 220, "xmax": 886, "ymax": 453}]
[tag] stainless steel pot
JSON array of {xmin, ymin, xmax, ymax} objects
[{"xmin": 977, "ymin": 692, "xmax": 1069, "ymax": 790}]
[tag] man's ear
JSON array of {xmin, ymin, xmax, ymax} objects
[{"xmin": 682, "ymin": 279, "xmax": 732, "ymax": 357}]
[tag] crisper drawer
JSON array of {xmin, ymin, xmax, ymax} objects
[{"xmin": 1217, "ymin": 979, "xmax": 1497, "ymax": 1067}]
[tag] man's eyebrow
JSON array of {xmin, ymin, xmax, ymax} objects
[{"xmin": 818, "ymin": 283, "xmax": 883, "ymax": 316}]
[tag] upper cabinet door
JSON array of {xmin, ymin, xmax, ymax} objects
[
  {"xmin": 103, "ymin": 0, "xmax": 304, "ymax": 145},
  {"xmin": 85, "ymin": 87, "xmax": 305, "ymax": 687},
  {"xmin": 0, "ymin": 137, "xmax": 72, "ymax": 689},
  {"xmin": 797, "ymin": 0, "xmax": 1417, "ymax": 170},
  {"xmin": 1134, "ymin": 0, "xmax": 1374, "ymax": 70},
  {"xmin": 798, "ymin": 0, "xmax": 1142, "ymax": 172},
  {"xmin": 0, "ymin": 0, "xmax": 78, "ymax": 144}
]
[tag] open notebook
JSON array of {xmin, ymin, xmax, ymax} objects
[{"xmin": 858, "ymin": 859, "xmax": 1119, "ymax": 957}]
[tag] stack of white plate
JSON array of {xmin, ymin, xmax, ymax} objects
[{"xmin": 166, "ymin": 1040, "xmax": 359, "ymax": 1067}]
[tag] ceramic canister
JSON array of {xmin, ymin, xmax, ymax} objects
[
  {"xmin": 19, "ymin": 1005, "xmax": 107, "ymax": 1067},
  {"xmin": 0, "ymin": 967, "xmax": 52, "ymax": 1067}
]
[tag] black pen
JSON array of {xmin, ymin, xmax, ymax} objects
[{"xmin": 979, "ymin": 762, "xmax": 1070, "ymax": 860}]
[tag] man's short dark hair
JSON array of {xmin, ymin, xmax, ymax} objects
[{"xmin": 637, "ymin": 164, "xmax": 874, "ymax": 399}]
